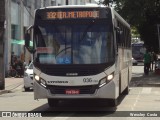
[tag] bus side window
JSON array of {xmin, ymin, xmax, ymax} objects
[{"xmin": 115, "ymin": 27, "xmax": 123, "ymax": 45}]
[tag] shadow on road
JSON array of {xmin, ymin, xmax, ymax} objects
[
  {"xmin": 30, "ymin": 100, "xmax": 118, "ymax": 117},
  {"xmin": 30, "ymin": 98, "xmax": 121, "ymax": 117}
]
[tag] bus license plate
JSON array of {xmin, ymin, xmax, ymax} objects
[{"xmin": 65, "ymin": 89, "xmax": 80, "ymax": 94}]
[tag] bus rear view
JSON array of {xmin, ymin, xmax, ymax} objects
[{"xmin": 25, "ymin": 5, "xmax": 131, "ymax": 107}]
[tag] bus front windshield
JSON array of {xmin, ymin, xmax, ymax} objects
[{"xmin": 34, "ymin": 19, "xmax": 114, "ymax": 65}]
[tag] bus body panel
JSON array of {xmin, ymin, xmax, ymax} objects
[
  {"xmin": 33, "ymin": 64, "xmax": 116, "ymax": 86},
  {"xmin": 33, "ymin": 64, "xmax": 120, "ymax": 99},
  {"xmin": 34, "ymin": 77, "xmax": 118, "ymax": 99},
  {"xmin": 111, "ymin": 8, "xmax": 132, "ymax": 94},
  {"xmin": 118, "ymin": 48, "xmax": 132, "ymax": 93}
]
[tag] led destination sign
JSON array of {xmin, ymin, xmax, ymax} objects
[{"xmin": 46, "ymin": 11, "xmax": 99, "ymax": 19}]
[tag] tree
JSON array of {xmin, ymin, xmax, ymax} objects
[{"xmin": 104, "ymin": 0, "xmax": 160, "ymax": 52}]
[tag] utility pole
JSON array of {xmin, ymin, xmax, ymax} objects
[
  {"xmin": 157, "ymin": 24, "xmax": 160, "ymax": 52},
  {"xmin": 0, "ymin": 0, "xmax": 5, "ymax": 38},
  {"xmin": 66, "ymin": 0, "xmax": 68, "ymax": 5},
  {"xmin": 0, "ymin": 0, "xmax": 5, "ymax": 90}
]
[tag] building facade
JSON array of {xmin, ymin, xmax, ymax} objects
[{"xmin": 4, "ymin": 0, "xmax": 96, "ymax": 72}]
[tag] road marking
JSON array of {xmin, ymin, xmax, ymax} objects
[
  {"xmin": 131, "ymin": 88, "xmax": 142, "ymax": 110},
  {"xmin": 132, "ymin": 93, "xmax": 140, "ymax": 110},
  {"xmin": 51, "ymin": 113, "xmax": 74, "ymax": 120},
  {"xmin": 141, "ymin": 88, "xmax": 152, "ymax": 94}
]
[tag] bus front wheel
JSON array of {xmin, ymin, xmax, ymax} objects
[
  {"xmin": 108, "ymin": 99, "xmax": 118, "ymax": 107},
  {"xmin": 48, "ymin": 99, "xmax": 59, "ymax": 107}
]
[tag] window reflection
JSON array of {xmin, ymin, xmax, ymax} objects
[{"xmin": 34, "ymin": 22, "xmax": 114, "ymax": 64}]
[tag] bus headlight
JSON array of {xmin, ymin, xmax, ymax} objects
[
  {"xmin": 40, "ymin": 79, "xmax": 47, "ymax": 88},
  {"xmin": 107, "ymin": 74, "xmax": 114, "ymax": 81},
  {"xmin": 35, "ymin": 75, "xmax": 40, "ymax": 81},
  {"xmin": 34, "ymin": 74, "xmax": 46, "ymax": 88},
  {"xmin": 99, "ymin": 73, "xmax": 114, "ymax": 87},
  {"xmin": 99, "ymin": 78, "xmax": 107, "ymax": 87}
]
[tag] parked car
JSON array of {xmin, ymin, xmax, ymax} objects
[
  {"xmin": 23, "ymin": 62, "xmax": 33, "ymax": 91},
  {"xmin": 132, "ymin": 57, "xmax": 138, "ymax": 66}
]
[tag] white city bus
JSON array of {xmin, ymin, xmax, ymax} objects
[{"xmin": 25, "ymin": 4, "xmax": 132, "ymax": 107}]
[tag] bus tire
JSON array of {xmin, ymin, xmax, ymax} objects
[
  {"xmin": 123, "ymin": 87, "xmax": 129, "ymax": 95},
  {"xmin": 108, "ymin": 99, "xmax": 118, "ymax": 107},
  {"xmin": 24, "ymin": 87, "xmax": 30, "ymax": 91},
  {"xmin": 122, "ymin": 86, "xmax": 129, "ymax": 95},
  {"xmin": 48, "ymin": 99, "xmax": 59, "ymax": 107}
]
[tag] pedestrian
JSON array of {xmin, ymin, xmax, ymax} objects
[
  {"xmin": 150, "ymin": 52, "xmax": 154, "ymax": 71},
  {"xmin": 12, "ymin": 56, "xmax": 17, "ymax": 70},
  {"xmin": 144, "ymin": 50, "xmax": 151, "ymax": 75},
  {"xmin": 154, "ymin": 52, "xmax": 158, "ymax": 71},
  {"xmin": 11, "ymin": 52, "xmax": 14, "ymax": 66},
  {"xmin": 15, "ymin": 57, "xmax": 23, "ymax": 77}
]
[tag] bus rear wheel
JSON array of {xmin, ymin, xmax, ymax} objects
[
  {"xmin": 48, "ymin": 99, "xmax": 59, "ymax": 107},
  {"xmin": 122, "ymin": 86, "xmax": 129, "ymax": 95}
]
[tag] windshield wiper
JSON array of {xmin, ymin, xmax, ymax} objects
[
  {"xmin": 55, "ymin": 46, "xmax": 71, "ymax": 58},
  {"xmin": 80, "ymin": 19, "xmax": 96, "ymax": 43}
]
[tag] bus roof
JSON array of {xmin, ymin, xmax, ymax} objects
[
  {"xmin": 39, "ymin": 4, "xmax": 107, "ymax": 10},
  {"xmin": 36, "ymin": 4, "xmax": 130, "ymax": 29},
  {"xmin": 111, "ymin": 8, "xmax": 130, "ymax": 28}
]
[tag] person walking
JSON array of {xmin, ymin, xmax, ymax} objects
[
  {"xmin": 15, "ymin": 57, "xmax": 23, "ymax": 77},
  {"xmin": 144, "ymin": 50, "xmax": 151, "ymax": 75},
  {"xmin": 153, "ymin": 52, "xmax": 158, "ymax": 71},
  {"xmin": 11, "ymin": 52, "xmax": 14, "ymax": 67},
  {"xmin": 150, "ymin": 52, "xmax": 154, "ymax": 71}
]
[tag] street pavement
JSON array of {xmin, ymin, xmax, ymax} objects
[
  {"xmin": 0, "ymin": 77, "xmax": 23, "ymax": 95},
  {"xmin": 130, "ymin": 70, "xmax": 160, "ymax": 87},
  {"xmin": 0, "ymin": 70, "xmax": 160, "ymax": 95}
]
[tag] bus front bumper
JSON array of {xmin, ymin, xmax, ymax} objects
[{"xmin": 34, "ymin": 80, "xmax": 119, "ymax": 100}]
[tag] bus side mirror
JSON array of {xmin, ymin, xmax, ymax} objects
[
  {"xmin": 24, "ymin": 25, "xmax": 35, "ymax": 53},
  {"xmin": 25, "ymin": 33, "xmax": 30, "ymax": 48}
]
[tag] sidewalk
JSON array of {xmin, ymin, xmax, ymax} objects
[
  {"xmin": 0, "ymin": 77, "xmax": 23, "ymax": 95},
  {"xmin": 130, "ymin": 72, "xmax": 160, "ymax": 87}
]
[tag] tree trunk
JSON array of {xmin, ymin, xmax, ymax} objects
[
  {"xmin": 0, "ymin": 0, "xmax": 5, "ymax": 38},
  {"xmin": 0, "ymin": 0, "xmax": 5, "ymax": 90}
]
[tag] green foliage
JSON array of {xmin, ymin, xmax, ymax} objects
[
  {"xmin": 131, "ymin": 27, "xmax": 140, "ymax": 38},
  {"xmin": 104, "ymin": 0, "xmax": 160, "ymax": 52}
]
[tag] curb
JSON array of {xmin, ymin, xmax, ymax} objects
[
  {"xmin": 136, "ymin": 84, "xmax": 160, "ymax": 87},
  {"xmin": 0, "ymin": 90, "xmax": 11, "ymax": 95}
]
